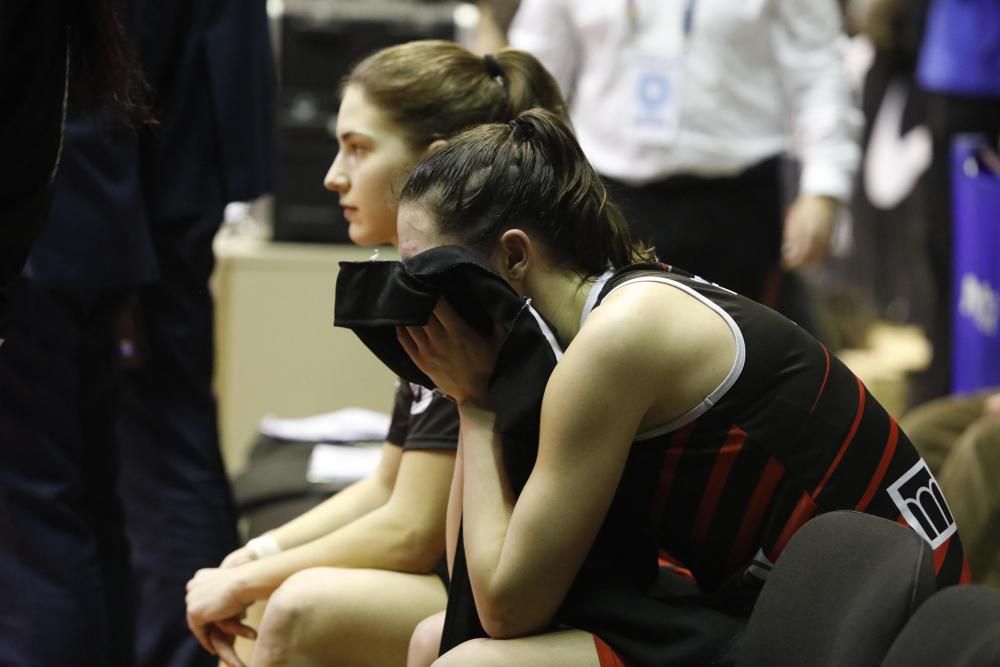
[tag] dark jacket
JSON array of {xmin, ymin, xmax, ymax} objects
[
  {"xmin": 0, "ymin": 0, "xmax": 69, "ymax": 329},
  {"xmin": 26, "ymin": 0, "xmax": 276, "ymax": 288}
]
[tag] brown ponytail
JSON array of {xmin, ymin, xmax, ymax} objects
[
  {"xmin": 342, "ymin": 40, "xmax": 568, "ymax": 150},
  {"xmin": 399, "ymin": 109, "xmax": 653, "ymax": 277},
  {"xmin": 492, "ymin": 49, "xmax": 569, "ymax": 127}
]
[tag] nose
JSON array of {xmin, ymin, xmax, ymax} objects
[{"xmin": 324, "ymin": 159, "xmax": 350, "ymax": 193}]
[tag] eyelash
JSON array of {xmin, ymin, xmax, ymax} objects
[{"xmin": 343, "ymin": 143, "xmax": 369, "ymax": 158}]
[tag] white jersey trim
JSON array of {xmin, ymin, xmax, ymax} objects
[
  {"xmin": 526, "ymin": 299, "xmax": 564, "ymax": 362},
  {"xmin": 582, "ymin": 275, "xmax": 747, "ymax": 441},
  {"xmin": 580, "ymin": 269, "xmax": 616, "ymax": 332}
]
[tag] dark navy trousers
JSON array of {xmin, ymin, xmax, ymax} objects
[
  {"xmin": 0, "ymin": 281, "xmax": 135, "ymax": 667},
  {"xmin": 117, "ymin": 210, "xmax": 239, "ymax": 667}
]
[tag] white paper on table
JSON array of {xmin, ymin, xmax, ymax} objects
[
  {"xmin": 306, "ymin": 442, "xmax": 383, "ymax": 485},
  {"xmin": 259, "ymin": 407, "xmax": 391, "ymax": 443}
]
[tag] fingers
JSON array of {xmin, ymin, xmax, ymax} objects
[
  {"xmin": 783, "ymin": 195, "xmax": 837, "ymax": 268},
  {"xmin": 397, "ymin": 317, "xmax": 439, "ymax": 360},
  {"xmin": 397, "ymin": 325, "xmax": 421, "ymax": 361},
  {"xmin": 187, "ymin": 612, "xmax": 217, "ymax": 656},
  {"xmin": 781, "ymin": 219, "xmax": 810, "ymax": 269},
  {"xmin": 208, "ymin": 626, "xmax": 247, "ymax": 667},
  {"xmin": 215, "ymin": 617, "xmax": 257, "ymax": 641},
  {"xmin": 397, "ymin": 326, "xmax": 438, "ymax": 385},
  {"xmin": 406, "ymin": 323, "xmax": 430, "ymax": 350},
  {"xmin": 220, "ymin": 548, "xmax": 256, "ymax": 569},
  {"xmin": 431, "ymin": 298, "xmax": 464, "ymax": 335},
  {"xmin": 781, "ymin": 242, "xmax": 806, "ymax": 269},
  {"xmin": 782, "ymin": 222, "xmax": 824, "ymax": 269},
  {"xmin": 397, "ymin": 299, "xmax": 481, "ymax": 353}
]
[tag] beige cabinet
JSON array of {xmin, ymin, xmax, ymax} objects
[{"xmin": 212, "ymin": 235, "xmax": 398, "ymax": 473}]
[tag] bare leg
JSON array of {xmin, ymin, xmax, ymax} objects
[
  {"xmin": 250, "ymin": 567, "xmax": 447, "ymax": 667},
  {"xmin": 407, "ymin": 611, "xmax": 446, "ymax": 667},
  {"xmin": 431, "ymin": 629, "xmax": 603, "ymax": 667}
]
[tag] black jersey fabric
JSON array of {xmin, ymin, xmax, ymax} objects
[
  {"xmin": 336, "ymin": 251, "xmax": 968, "ymax": 666},
  {"xmin": 385, "ymin": 379, "xmax": 459, "ymax": 452},
  {"xmin": 549, "ymin": 263, "xmax": 970, "ymax": 665},
  {"xmin": 585, "ymin": 265, "xmax": 968, "ymax": 592}
]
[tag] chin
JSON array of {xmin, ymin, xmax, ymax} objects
[
  {"xmin": 347, "ymin": 224, "xmax": 377, "ymax": 247},
  {"xmin": 348, "ymin": 221, "xmax": 395, "ymax": 248}
]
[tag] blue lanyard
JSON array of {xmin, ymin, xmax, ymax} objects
[
  {"xmin": 626, "ymin": 0, "xmax": 697, "ymax": 37},
  {"xmin": 682, "ymin": 0, "xmax": 696, "ymax": 36}
]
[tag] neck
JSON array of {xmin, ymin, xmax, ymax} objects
[{"xmin": 524, "ymin": 267, "xmax": 602, "ymax": 348}]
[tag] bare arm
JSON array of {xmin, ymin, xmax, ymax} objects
[
  {"xmin": 264, "ymin": 442, "xmax": 403, "ymax": 550},
  {"xmin": 445, "ymin": 437, "xmax": 464, "ymax": 576},
  {"xmin": 417, "ymin": 286, "xmax": 736, "ymax": 637},
  {"xmin": 458, "ymin": 338, "xmax": 645, "ymax": 637},
  {"xmin": 235, "ymin": 448, "xmax": 453, "ymax": 598},
  {"xmin": 186, "ymin": 447, "xmax": 455, "ymax": 648}
]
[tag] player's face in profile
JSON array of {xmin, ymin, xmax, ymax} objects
[{"xmin": 324, "ymin": 85, "xmax": 420, "ymax": 247}]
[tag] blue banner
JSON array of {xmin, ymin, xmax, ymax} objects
[{"xmin": 951, "ymin": 134, "xmax": 1000, "ymax": 393}]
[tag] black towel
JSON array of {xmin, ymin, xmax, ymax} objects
[{"xmin": 334, "ymin": 244, "xmax": 564, "ymax": 652}]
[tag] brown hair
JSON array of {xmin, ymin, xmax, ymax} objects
[
  {"xmin": 68, "ymin": 0, "xmax": 150, "ymax": 121},
  {"xmin": 342, "ymin": 40, "xmax": 569, "ymax": 150},
  {"xmin": 399, "ymin": 109, "xmax": 654, "ymax": 277}
]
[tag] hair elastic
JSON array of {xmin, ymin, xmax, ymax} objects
[
  {"xmin": 509, "ymin": 116, "xmax": 536, "ymax": 138},
  {"xmin": 483, "ymin": 54, "xmax": 506, "ymax": 87}
]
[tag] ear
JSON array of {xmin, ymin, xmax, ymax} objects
[
  {"xmin": 423, "ymin": 138, "xmax": 448, "ymax": 157},
  {"xmin": 496, "ymin": 229, "xmax": 533, "ymax": 284}
]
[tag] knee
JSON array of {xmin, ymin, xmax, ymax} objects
[
  {"xmin": 254, "ymin": 569, "xmax": 334, "ymax": 661},
  {"xmin": 432, "ymin": 639, "xmax": 498, "ymax": 667},
  {"xmin": 408, "ymin": 613, "xmax": 444, "ymax": 667},
  {"xmin": 264, "ymin": 569, "xmax": 326, "ymax": 626}
]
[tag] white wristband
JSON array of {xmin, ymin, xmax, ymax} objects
[{"xmin": 245, "ymin": 535, "xmax": 282, "ymax": 559}]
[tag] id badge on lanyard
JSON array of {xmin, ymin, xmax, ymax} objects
[{"xmin": 625, "ymin": 0, "xmax": 695, "ymax": 146}]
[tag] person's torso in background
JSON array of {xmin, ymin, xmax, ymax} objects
[{"xmin": 509, "ymin": 0, "xmax": 847, "ymax": 185}]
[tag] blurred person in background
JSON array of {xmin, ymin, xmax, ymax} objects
[
  {"xmin": 118, "ymin": 2, "xmax": 276, "ymax": 666},
  {"xmin": 474, "ymin": 1, "xmax": 523, "ymax": 53},
  {"xmin": 0, "ymin": 0, "xmax": 144, "ymax": 344},
  {"xmin": 0, "ymin": 1, "xmax": 69, "ymax": 345},
  {"xmin": 0, "ymin": 1, "xmax": 151, "ymax": 664},
  {"xmin": 908, "ymin": 0, "xmax": 1000, "ymax": 406},
  {"xmin": 508, "ymin": 0, "xmax": 862, "ymax": 324},
  {"xmin": 184, "ymin": 41, "xmax": 568, "ymax": 667},
  {"xmin": 0, "ymin": 1, "xmax": 276, "ymax": 665},
  {"xmin": 902, "ymin": 388, "xmax": 1000, "ymax": 587}
]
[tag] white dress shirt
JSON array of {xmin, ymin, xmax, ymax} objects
[{"xmin": 509, "ymin": 0, "xmax": 863, "ymax": 200}]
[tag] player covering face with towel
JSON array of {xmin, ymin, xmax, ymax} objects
[{"xmin": 391, "ymin": 108, "xmax": 968, "ymax": 667}]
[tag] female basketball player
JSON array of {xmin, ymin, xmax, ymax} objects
[
  {"xmin": 184, "ymin": 42, "xmax": 567, "ymax": 667},
  {"xmin": 394, "ymin": 108, "xmax": 968, "ymax": 666}
]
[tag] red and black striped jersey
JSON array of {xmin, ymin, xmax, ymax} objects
[{"xmin": 579, "ymin": 264, "xmax": 969, "ymax": 593}]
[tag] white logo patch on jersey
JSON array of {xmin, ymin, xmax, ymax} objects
[
  {"xmin": 409, "ymin": 383, "xmax": 433, "ymax": 416},
  {"xmin": 887, "ymin": 459, "xmax": 957, "ymax": 549}
]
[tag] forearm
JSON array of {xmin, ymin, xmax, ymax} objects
[
  {"xmin": 237, "ymin": 501, "xmax": 446, "ymax": 601},
  {"xmin": 266, "ymin": 473, "xmax": 392, "ymax": 550},
  {"xmin": 445, "ymin": 440, "xmax": 464, "ymax": 576},
  {"xmin": 457, "ymin": 404, "xmax": 522, "ymax": 628}
]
